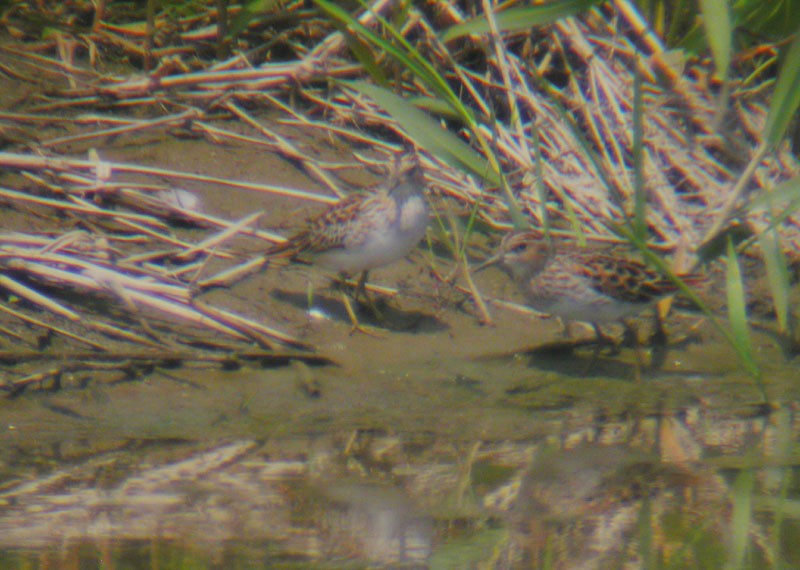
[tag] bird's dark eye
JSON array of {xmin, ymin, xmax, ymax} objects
[{"xmin": 511, "ymin": 242, "xmax": 528, "ymax": 253}]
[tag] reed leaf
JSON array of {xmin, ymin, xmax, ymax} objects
[
  {"xmin": 748, "ymin": 173, "xmax": 800, "ymax": 211},
  {"xmin": 440, "ymin": 0, "xmax": 595, "ymax": 42},
  {"xmin": 725, "ymin": 238, "xmax": 761, "ymax": 381},
  {"xmin": 727, "ymin": 469, "xmax": 755, "ymax": 569},
  {"xmin": 734, "ymin": 175, "xmax": 800, "ymax": 255},
  {"xmin": 345, "ymin": 81, "xmax": 497, "ymax": 184},
  {"xmin": 227, "ymin": 0, "xmax": 284, "ymax": 39},
  {"xmin": 637, "ymin": 498, "xmax": 655, "ymax": 570},
  {"xmin": 314, "ymin": 0, "xmax": 470, "ymax": 122},
  {"xmin": 613, "ymin": 224, "xmax": 762, "ymax": 382},
  {"xmin": 698, "ymin": 0, "xmax": 732, "ymax": 81},
  {"xmin": 340, "ymin": 27, "xmax": 388, "ymax": 86},
  {"xmin": 409, "ymin": 97, "xmax": 465, "ymax": 120},
  {"xmin": 764, "ymin": 31, "xmax": 800, "ymax": 146},
  {"xmin": 699, "ymin": 0, "xmax": 733, "ymax": 125},
  {"xmin": 428, "ymin": 528, "xmax": 508, "ymax": 570},
  {"xmin": 757, "ymin": 229, "xmax": 791, "ymax": 334},
  {"xmin": 315, "ymin": 0, "xmax": 527, "ymax": 226}
]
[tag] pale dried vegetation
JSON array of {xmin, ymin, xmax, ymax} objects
[{"xmin": 0, "ymin": 0, "xmax": 796, "ymax": 392}]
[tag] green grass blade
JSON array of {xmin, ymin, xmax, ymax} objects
[
  {"xmin": 725, "ymin": 238, "xmax": 761, "ymax": 380},
  {"xmin": 665, "ymin": 0, "xmax": 693, "ymax": 46},
  {"xmin": 756, "ymin": 495, "xmax": 800, "ymax": 518},
  {"xmin": 317, "ymin": 1, "xmax": 528, "ymax": 228},
  {"xmin": 764, "ymin": 31, "xmax": 800, "ymax": 146},
  {"xmin": 727, "ymin": 469, "xmax": 755, "ymax": 569},
  {"xmin": 526, "ymin": 72, "xmax": 615, "ymax": 240},
  {"xmin": 637, "ymin": 498, "xmax": 654, "ymax": 570},
  {"xmin": 743, "ymin": 176, "xmax": 796, "ymax": 338},
  {"xmin": 227, "ymin": 0, "xmax": 283, "ymax": 39},
  {"xmin": 440, "ymin": 0, "xmax": 595, "ymax": 42},
  {"xmin": 698, "ymin": 0, "xmax": 732, "ymax": 82},
  {"xmin": 736, "ymin": 174, "xmax": 800, "ymax": 254},
  {"xmin": 314, "ymin": 0, "xmax": 466, "ymax": 119},
  {"xmin": 530, "ymin": 121, "xmax": 552, "ymax": 239},
  {"xmin": 408, "ymin": 96, "xmax": 465, "ymax": 120},
  {"xmin": 748, "ymin": 173, "xmax": 800, "ymax": 210},
  {"xmin": 345, "ymin": 80, "xmax": 499, "ymax": 185},
  {"xmin": 355, "ymin": 0, "xmax": 476, "ymax": 123},
  {"xmin": 429, "ymin": 528, "xmax": 508, "ymax": 570},
  {"xmin": 698, "ymin": 223, "xmax": 754, "ymax": 264},
  {"xmin": 769, "ymin": 469, "xmax": 793, "ymax": 569},
  {"xmin": 341, "ymin": 28, "xmax": 389, "ymax": 85},
  {"xmin": 757, "ymin": 229, "xmax": 791, "ymax": 334},
  {"xmin": 612, "ymin": 224, "xmax": 762, "ymax": 383},
  {"xmin": 699, "ymin": 0, "xmax": 732, "ymax": 126}
]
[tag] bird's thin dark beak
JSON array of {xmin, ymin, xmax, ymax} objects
[{"xmin": 473, "ymin": 252, "xmax": 502, "ymax": 273}]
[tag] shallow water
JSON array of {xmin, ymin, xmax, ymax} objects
[
  {"xmin": 2, "ymin": 329, "xmax": 799, "ymax": 569},
  {"xmin": 1, "ymin": 413, "xmax": 799, "ymax": 569}
]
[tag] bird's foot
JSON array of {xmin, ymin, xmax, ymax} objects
[
  {"xmin": 340, "ymin": 292, "xmax": 387, "ymax": 338},
  {"xmin": 591, "ymin": 323, "xmax": 621, "ymax": 354}
]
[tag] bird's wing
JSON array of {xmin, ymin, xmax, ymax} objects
[
  {"xmin": 575, "ymin": 254, "xmax": 676, "ymax": 304},
  {"xmin": 305, "ymin": 193, "xmax": 374, "ymax": 252},
  {"xmin": 266, "ymin": 193, "xmax": 373, "ymax": 259}
]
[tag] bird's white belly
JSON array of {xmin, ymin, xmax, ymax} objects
[
  {"xmin": 315, "ymin": 198, "xmax": 428, "ymax": 274},
  {"xmin": 315, "ymin": 232, "xmax": 419, "ymax": 273},
  {"xmin": 541, "ymin": 296, "xmax": 644, "ymax": 323}
]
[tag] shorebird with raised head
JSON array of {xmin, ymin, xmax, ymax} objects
[{"xmin": 266, "ymin": 157, "xmax": 430, "ymax": 335}]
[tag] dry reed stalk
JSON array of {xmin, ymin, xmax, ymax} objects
[
  {"xmin": 0, "ymin": 253, "xmax": 303, "ymax": 347},
  {"xmin": 1, "ymin": 0, "xmax": 799, "ymax": 386},
  {"xmin": 0, "ymin": 218, "xmax": 307, "ymax": 365},
  {"xmin": 221, "ymin": 105, "xmax": 344, "ymax": 197},
  {"xmin": 0, "ymin": 303, "xmax": 108, "ymax": 351},
  {"xmin": 40, "ymin": 109, "xmax": 202, "ymax": 149},
  {"xmin": 0, "ymin": 153, "xmax": 337, "ymax": 206},
  {"xmin": 0, "ymin": 186, "xmax": 170, "ymax": 229},
  {"xmin": 174, "ymin": 211, "xmax": 264, "ymax": 263}
]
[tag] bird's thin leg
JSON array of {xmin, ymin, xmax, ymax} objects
[
  {"xmin": 352, "ymin": 270, "xmax": 384, "ymax": 320},
  {"xmin": 650, "ymin": 309, "xmax": 668, "ymax": 345},
  {"xmin": 582, "ymin": 322, "xmax": 607, "ymax": 377},
  {"xmin": 621, "ymin": 321, "xmax": 637, "ymax": 347},
  {"xmin": 331, "ymin": 273, "xmax": 348, "ymax": 294},
  {"xmin": 648, "ymin": 309, "xmax": 672, "ymax": 371},
  {"xmin": 354, "ymin": 271, "xmax": 368, "ymax": 303},
  {"xmin": 339, "ymin": 291, "xmax": 385, "ymax": 337},
  {"xmin": 560, "ymin": 318, "xmax": 571, "ymax": 339},
  {"xmin": 621, "ymin": 318, "xmax": 643, "ymax": 382},
  {"xmin": 332, "ymin": 271, "xmax": 365, "ymax": 302},
  {"xmin": 592, "ymin": 323, "xmax": 618, "ymax": 351}
]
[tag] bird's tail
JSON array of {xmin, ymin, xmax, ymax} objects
[{"xmin": 264, "ymin": 233, "xmax": 308, "ymax": 262}]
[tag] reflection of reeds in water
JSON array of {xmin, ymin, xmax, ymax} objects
[
  {"xmin": 506, "ymin": 446, "xmax": 707, "ymax": 568},
  {"xmin": 0, "ymin": 406, "xmax": 794, "ymax": 567},
  {"xmin": 497, "ymin": 412, "xmax": 792, "ymax": 570},
  {"xmin": 316, "ymin": 483, "xmax": 432, "ymax": 562}
]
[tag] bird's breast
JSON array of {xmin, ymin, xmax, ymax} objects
[{"xmin": 398, "ymin": 196, "xmax": 429, "ymax": 235}]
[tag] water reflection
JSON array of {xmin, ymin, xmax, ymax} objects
[
  {"xmin": 0, "ymin": 405, "xmax": 797, "ymax": 569},
  {"xmin": 319, "ymin": 483, "xmax": 431, "ymax": 563}
]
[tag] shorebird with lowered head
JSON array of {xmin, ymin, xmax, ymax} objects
[{"xmin": 476, "ymin": 231, "xmax": 703, "ymax": 378}]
